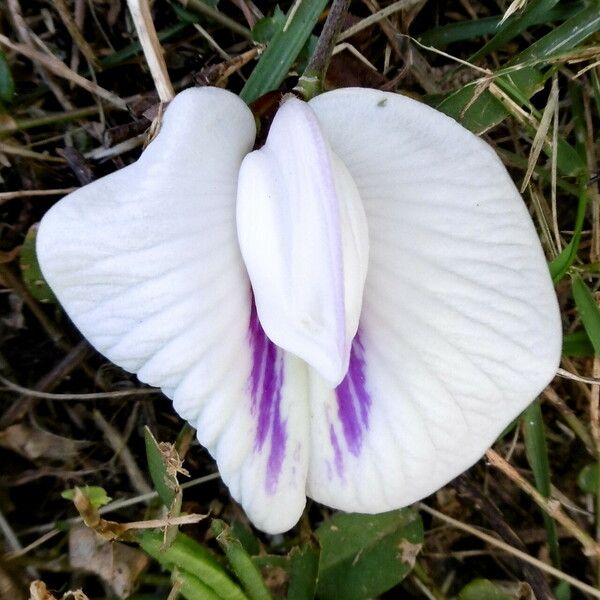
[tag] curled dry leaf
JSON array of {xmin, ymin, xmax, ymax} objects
[
  {"xmin": 0, "ymin": 423, "xmax": 90, "ymax": 462},
  {"xmin": 69, "ymin": 527, "xmax": 148, "ymax": 599}
]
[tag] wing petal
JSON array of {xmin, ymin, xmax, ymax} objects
[
  {"xmin": 307, "ymin": 88, "xmax": 561, "ymax": 510},
  {"xmin": 38, "ymin": 87, "xmax": 308, "ymax": 533}
]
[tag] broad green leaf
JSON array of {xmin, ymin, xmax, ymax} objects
[
  {"xmin": 20, "ymin": 224, "xmax": 56, "ymax": 303},
  {"xmin": 240, "ymin": 0, "xmax": 327, "ymax": 104},
  {"xmin": 577, "ymin": 463, "xmax": 599, "ymax": 494},
  {"xmin": 61, "ymin": 486, "xmax": 112, "ymax": 508},
  {"xmin": 571, "ymin": 273, "xmax": 600, "ymax": 355},
  {"xmin": 287, "ymin": 540, "xmax": 320, "ymax": 600},
  {"xmin": 138, "ymin": 530, "xmax": 248, "ymax": 600},
  {"xmin": 0, "ymin": 51, "xmax": 14, "ymax": 103},
  {"xmin": 458, "ymin": 579, "xmax": 514, "ymax": 600},
  {"xmin": 563, "ymin": 330, "xmax": 595, "ymax": 357},
  {"xmin": 144, "ymin": 426, "xmax": 177, "ymax": 508},
  {"xmin": 252, "ymin": 7, "xmax": 286, "ymax": 43},
  {"xmin": 316, "ymin": 509, "xmax": 423, "ymax": 600},
  {"xmin": 212, "ymin": 520, "xmax": 272, "ymax": 600}
]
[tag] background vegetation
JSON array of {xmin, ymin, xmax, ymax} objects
[{"xmin": 0, "ymin": 0, "xmax": 598, "ymax": 598}]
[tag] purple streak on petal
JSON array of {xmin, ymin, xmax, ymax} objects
[
  {"xmin": 249, "ymin": 301, "xmax": 287, "ymax": 494},
  {"xmin": 329, "ymin": 424, "xmax": 344, "ymax": 477},
  {"xmin": 335, "ymin": 331, "xmax": 371, "ymax": 456}
]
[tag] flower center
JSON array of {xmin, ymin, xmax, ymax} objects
[{"xmin": 236, "ymin": 96, "xmax": 369, "ymax": 386}]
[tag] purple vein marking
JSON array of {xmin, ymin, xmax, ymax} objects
[
  {"xmin": 249, "ymin": 301, "xmax": 287, "ymax": 494},
  {"xmin": 335, "ymin": 331, "xmax": 371, "ymax": 457}
]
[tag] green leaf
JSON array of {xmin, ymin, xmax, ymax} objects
[
  {"xmin": 287, "ymin": 540, "xmax": 320, "ymax": 600},
  {"xmin": 61, "ymin": 486, "xmax": 111, "ymax": 508},
  {"xmin": 512, "ymin": 1, "xmax": 600, "ymax": 64},
  {"xmin": 571, "ymin": 273, "xmax": 600, "ymax": 355},
  {"xmin": 138, "ymin": 530, "xmax": 248, "ymax": 600},
  {"xmin": 19, "ymin": 224, "xmax": 56, "ymax": 303},
  {"xmin": 144, "ymin": 426, "xmax": 177, "ymax": 508},
  {"xmin": 212, "ymin": 520, "xmax": 272, "ymax": 600},
  {"xmin": 458, "ymin": 579, "xmax": 514, "ymax": 600},
  {"xmin": 549, "ymin": 184, "xmax": 588, "ymax": 282},
  {"xmin": 470, "ymin": 0, "xmax": 560, "ymax": 61},
  {"xmin": 577, "ymin": 463, "xmax": 599, "ymax": 494},
  {"xmin": 177, "ymin": 571, "xmax": 226, "ymax": 600},
  {"xmin": 240, "ymin": 0, "xmax": 327, "ymax": 104},
  {"xmin": 419, "ymin": 3, "xmax": 583, "ymax": 47},
  {"xmin": 563, "ymin": 330, "xmax": 595, "ymax": 357},
  {"xmin": 434, "ymin": 66, "xmax": 544, "ymax": 134},
  {"xmin": 252, "ymin": 7, "xmax": 286, "ymax": 43},
  {"xmin": 316, "ymin": 509, "xmax": 423, "ymax": 600},
  {"xmin": 0, "ymin": 51, "xmax": 14, "ymax": 103},
  {"xmin": 522, "ymin": 401, "xmax": 562, "ymax": 569}
]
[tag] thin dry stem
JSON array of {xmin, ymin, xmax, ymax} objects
[
  {"xmin": 0, "ymin": 33, "xmax": 127, "ymax": 109},
  {"xmin": 126, "ymin": 0, "xmax": 174, "ymax": 102},
  {"xmin": 486, "ymin": 449, "xmax": 600, "ymax": 557},
  {"xmin": 419, "ymin": 503, "xmax": 600, "ymax": 599}
]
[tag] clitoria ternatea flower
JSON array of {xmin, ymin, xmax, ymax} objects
[{"xmin": 37, "ymin": 86, "xmax": 561, "ymax": 534}]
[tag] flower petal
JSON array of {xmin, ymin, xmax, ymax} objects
[
  {"xmin": 237, "ymin": 97, "xmax": 369, "ymax": 386},
  {"xmin": 37, "ymin": 87, "xmax": 308, "ymax": 533},
  {"xmin": 307, "ymin": 88, "xmax": 561, "ymax": 510}
]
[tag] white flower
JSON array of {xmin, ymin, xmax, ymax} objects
[{"xmin": 37, "ymin": 86, "xmax": 561, "ymax": 534}]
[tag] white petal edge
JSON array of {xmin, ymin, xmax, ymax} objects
[{"xmin": 305, "ymin": 88, "xmax": 561, "ymax": 512}]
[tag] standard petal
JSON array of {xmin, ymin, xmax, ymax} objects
[
  {"xmin": 307, "ymin": 88, "xmax": 561, "ymax": 511},
  {"xmin": 37, "ymin": 87, "xmax": 308, "ymax": 533},
  {"xmin": 237, "ymin": 97, "xmax": 369, "ymax": 386}
]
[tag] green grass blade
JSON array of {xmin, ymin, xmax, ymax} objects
[
  {"xmin": 470, "ymin": 0, "xmax": 560, "ymax": 61},
  {"xmin": 138, "ymin": 530, "xmax": 249, "ymax": 600},
  {"xmin": 522, "ymin": 401, "xmax": 563, "ymax": 570},
  {"xmin": 511, "ymin": 1, "xmax": 600, "ymax": 64},
  {"xmin": 572, "ymin": 273, "xmax": 600, "ymax": 355},
  {"xmin": 549, "ymin": 183, "xmax": 588, "ymax": 282},
  {"xmin": 212, "ymin": 520, "xmax": 272, "ymax": 600},
  {"xmin": 286, "ymin": 540, "xmax": 320, "ymax": 600},
  {"xmin": 239, "ymin": 0, "xmax": 328, "ymax": 104},
  {"xmin": 419, "ymin": 3, "xmax": 582, "ymax": 47},
  {"xmin": 177, "ymin": 571, "xmax": 227, "ymax": 600}
]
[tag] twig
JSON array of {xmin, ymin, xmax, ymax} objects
[
  {"xmin": 126, "ymin": 0, "xmax": 174, "ymax": 102},
  {"xmin": 296, "ymin": 0, "xmax": 351, "ymax": 99},
  {"xmin": 419, "ymin": 502, "xmax": 600, "ymax": 599},
  {"xmin": 543, "ymin": 386, "xmax": 595, "ymax": 454},
  {"xmin": 485, "ymin": 449, "xmax": 600, "ymax": 557},
  {"xmin": 0, "ymin": 374, "xmax": 160, "ymax": 401},
  {"xmin": 93, "ymin": 410, "xmax": 153, "ymax": 496},
  {"xmin": 337, "ymin": 0, "xmax": 424, "ymax": 42},
  {"xmin": 18, "ymin": 473, "xmax": 220, "ymax": 537},
  {"xmin": 176, "ymin": 0, "xmax": 252, "ymax": 40},
  {"xmin": 53, "ymin": 0, "xmax": 100, "ymax": 70},
  {"xmin": 0, "ymin": 188, "xmax": 76, "ymax": 204},
  {"xmin": 0, "ymin": 33, "xmax": 127, "ymax": 110},
  {"xmin": 0, "ymin": 142, "xmax": 66, "ymax": 163},
  {"xmin": 557, "ymin": 367, "xmax": 600, "ymax": 385}
]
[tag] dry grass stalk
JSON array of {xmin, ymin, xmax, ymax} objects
[
  {"xmin": 126, "ymin": 0, "xmax": 174, "ymax": 102},
  {"xmin": 0, "ymin": 33, "xmax": 127, "ymax": 109}
]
